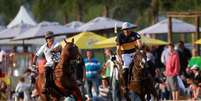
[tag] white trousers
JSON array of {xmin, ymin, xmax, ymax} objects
[{"xmin": 122, "ymin": 53, "xmax": 134, "ymax": 69}]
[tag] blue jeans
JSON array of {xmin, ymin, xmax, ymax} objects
[{"xmin": 85, "ymin": 78, "xmax": 99, "ymax": 98}]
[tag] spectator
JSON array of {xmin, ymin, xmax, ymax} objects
[
  {"xmin": 15, "ymin": 77, "xmax": 31, "ymax": 101},
  {"xmin": 102, "ymin": 48, "xmax": 121, "ymax": 101},
  {"xmin": 143, "ymin": 45, "xmax": 156, "ymax": 77},
  {"xmin": 0, "ymin": 80, "xmax": 7, "ymax": 100},
  {"xmin": 151, "ymin": 46, "xmax": 164, "ymax": 69},
  {"xmin": 0, "ymin": 48, "xmax": 6, "ymax": 63},
  {"xmin": 164, "ymin": 43, "xmax": 180, "ymax": 100},
  {"xmin": 84, "ymin": 50, "xmax": 101, "ymax": 100},
  {"xmin": 93, "ymin": 76, "xmax": 112, "ymax": 101},
  {"xmin": 176, "ymin": 41, "xmax": 192, "ymax": 75},
  {"xmin": 189, "ymin": 65, "xmax": 201, "ymax": 100},
  {"xmin": 155, "ymin": 68, "xmax": 169, "ymax": 100},
  {"xmin": 161, "ymin": 46, "xmax": 169, "ymax": 65},
  {"xmin": 0, "ymin": 48, "xmax": 6, "ymax": 70},
  {"xmin": 187, "ymin": 48, "xmax": 200, "ymax": 69}
]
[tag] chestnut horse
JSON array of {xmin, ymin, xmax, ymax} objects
[
  {"xmin": 35, "ymin": 40, "xmax": 82, "ymax": 101},
  {"xmin": 121, "ymin": 50, "xmax": 158, "ymax": 101}
]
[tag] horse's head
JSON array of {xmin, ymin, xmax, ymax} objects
[
  {"xmin": 133, "ymin": 50, "xmax": 147, "ymax": 70},
  {"xmin": 61, "ymin": 39, "xmax": 80, "ymax": 61}
]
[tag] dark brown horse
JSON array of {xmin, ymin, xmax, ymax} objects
[
  {"xmin": 35, "ymin": 39, "xmax": 82, "ymax": 101},
  {"xmin": 127, "ymin": 50, "xmax": 158, "ymax": 101}
]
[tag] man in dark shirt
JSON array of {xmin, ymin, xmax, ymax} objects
[
  {"xmin": 116, "ymin": 22, "xmax": 142, "ymax": 93},
  {"xmin": 176, "ymin": 41, "xmax": 192, "ymax": 76}
]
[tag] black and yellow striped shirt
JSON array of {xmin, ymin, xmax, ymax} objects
[{"xmin": 116, "ymin": 32, "xmax": 141, "ymax": 54}]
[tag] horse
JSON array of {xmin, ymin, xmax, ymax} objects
[
  {"xmin": 35, "ymin": 39, "xmax": 83, "ymax": 101},
  {"xmin": 121, "ymin": 50, "xmax": 159, "ymax": 101}
]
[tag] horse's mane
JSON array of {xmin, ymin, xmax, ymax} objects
[
  {"xmin": 133, "ymin": 50, "xmax": 146, "ymax": 70},
  {"xmin": 54, "ymin": 41, "xmax": 81, "ymax": 93},
  {"xmin": 130, "ymin": 50, "xmax": 147, "ymax": 81}
]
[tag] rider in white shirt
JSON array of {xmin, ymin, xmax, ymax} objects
[{"xmin": 32, "ymin": 31, "xmax": 60, "ymax": 93}]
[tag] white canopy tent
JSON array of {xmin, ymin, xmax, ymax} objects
[
  {"xmin": 0, "ymin": 24, "xmax": 31, "ymax": 39},
  {"xmin": 65, "ymin": 21, "xmax": 84, "ymax": 29},
  {"xmin": 7, "ymin": 5, "xmax": 37, "ymax": 28},
  {"xmin": 78, "ymin": 17, "xmax": 137, "ymax": 32},
  {"xmin": 13, "ymin": 21, "xmax": 79, "ymax": 40},
  {"xmin": 138, "ymin": 18, "xmax": 197, "ymax": 34},
  {"xmin": 0, "ymin": 36, "xmax": 65, "ymax": 45}
]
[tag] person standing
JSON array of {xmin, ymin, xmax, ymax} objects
[
  {"xmin": 102, "ymin": 48, "xmax": 121, "ymax": 101},
  {"xmin": 0, "ymin": 48, "xmax": 6, "ymax": 71},
  {"xmin": 161, "ymin": 45, "xmax": 169, "ymax": 65},
  {"xmin": 176, "ymin": 41, "xmax": 191, "ymax": 75},
  {"xmin": 0, "ymin": 48, "xmax": 6, "ymax": 63},
  {"xmin": 15, "ymin": 77, "xmax": 31, "ymax": 101},
  {"xmin": 116, "ymin": 22, "xmax": 141, "ymax": 94},
  {"xmin": 164, "ymin": 43, "xmax": 180, "ymax": 100},
  {"xmin": 84, "ymin": 50, "xmax": 101, "ymax": 100}
]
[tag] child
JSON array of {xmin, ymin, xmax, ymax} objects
[
  {"xmin": 155, "ymin": 68, "xmax": 170, "ymax": 100},
  {"xmin": 15, "ymin": 77, "xmax": 31, "ymax": 101},
  {"xmin": 93, "ymin": 76, "xmax": 111, "ymax": 101},
  {"xmin": 190, "ymin": 65, "xmax": 201, "ymax": 100}
]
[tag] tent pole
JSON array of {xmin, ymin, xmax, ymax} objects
[
  {"xmin": 168, "ymin": 17, "xmax": 172, "ymax": 43},
  {"xmin": 192, "ymin": 33, "xmax": 196, "ymax": 49}
]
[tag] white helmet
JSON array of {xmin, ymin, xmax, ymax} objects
[{"xmin": 121, "ymin": 22, "xmax": 135, "ymax": 30}]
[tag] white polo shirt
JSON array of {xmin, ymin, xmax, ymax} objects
[{"xmin": 36, "ymin": 42, "xmax": 60, "ymax": 67}]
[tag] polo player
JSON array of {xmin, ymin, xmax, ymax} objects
[{"xmin": 116, "ymin": 22, "xmax": 142, "ymax": 94}]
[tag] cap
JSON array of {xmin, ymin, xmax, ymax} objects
[
  {"xmin": 45, "ymin": 31, "xmax": 54, "ymax": 39},
  {"xmin": 122, "ymin": 22, "xmax": 135, "ymax": 30}
]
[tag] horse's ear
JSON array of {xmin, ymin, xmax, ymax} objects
[
  {"xmin": 71, "ymin": 38, "xmax": 74, "ymax": 44},
  {"xmin": 64, "ymin": 39, "xmax": 67, "ymax": 44}
]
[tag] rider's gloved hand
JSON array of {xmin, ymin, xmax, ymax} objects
[
  {"xmin": 31, "ymin": 64, "xmax": 38, "ymax": 72},
  {"xmin": 32, "ymin": 64, "xmax": 36, "ymax": 68}
]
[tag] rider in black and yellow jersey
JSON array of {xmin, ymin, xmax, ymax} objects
[{"xmin": 116, "ymin": 22, "xmax": 142, "ymax": 93}]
